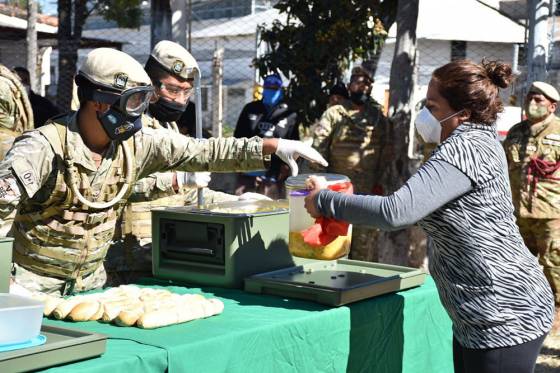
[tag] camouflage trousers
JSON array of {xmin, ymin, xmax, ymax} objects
[
  {"xmin": 518, "ymin": 217, "xmax": 560, "ymax": 304},
  {"xmin": 13, "ymin": 263, "xmax": 107, "ymax": 296},
  {"xmin": 348, "ymin": 225, "xmax": 380, "ymax": 262}
]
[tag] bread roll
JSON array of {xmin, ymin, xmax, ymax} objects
[
  {"xmin": 102, "ymin": 299, "xmax": 132, "ymax": 322},
  {"xmin": 67, "ymin": 301, "xmax": 101, "ymax": 322},
  {"xmin": 43, "ymin": 296, "xmax": 64, "ymax": 317},
  {"xmin": 207, "ymin": 298, "xmax": 224, "ymax": 315},
  {"xmin": 89, "ymin": 302, "xmax": 105, "ymax": 321},
  {"xmin": 137, "ymin": 307, "xmax": 179, "ymax": 329},
  {"xmin": 114, "ymin": 303, "xmax": 144, "ymax": 327},
  {"xmin": 52, "ymin": 297, "xmax": 84, "ymax": 319}
]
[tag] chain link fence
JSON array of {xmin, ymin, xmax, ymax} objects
[{"xmin": 0, "ymin": 0, "xmax": 558, "ymax": 140}]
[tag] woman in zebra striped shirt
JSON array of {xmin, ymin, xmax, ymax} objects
[{"xmin": 304, "ymin": 59, "xmax": 554, "ymax": 373}]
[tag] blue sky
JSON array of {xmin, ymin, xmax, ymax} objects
[{"xmin": 39, "ymin": 0, "xmax": 57, "ymax": 15}]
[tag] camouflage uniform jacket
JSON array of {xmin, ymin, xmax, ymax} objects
[
  {"xmin": 503, "ymin": 114, "xmax": 560, "ymax": 219},
  {"xmin": 0, "ymin": 111, "xmax": 267, "ymax": 279},
  {"xmin": 309, "ymin": 98, "xmax": 387, "ymax": 193}
]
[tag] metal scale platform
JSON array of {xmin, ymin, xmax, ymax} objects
[{"xmin": 245, "ymin": 259, "xmax": 426, "ymax": 306}]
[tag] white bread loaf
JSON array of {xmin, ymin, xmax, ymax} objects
[{"xmin": 67, "ymin": 301, "xmax": 102, "ymax": 322}]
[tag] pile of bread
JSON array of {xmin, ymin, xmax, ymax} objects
[{"xmin": 33, "ymin": 285, "xmax": 224, "ymax": 329}]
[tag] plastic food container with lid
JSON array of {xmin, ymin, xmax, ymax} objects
[
  {"xmin": 285, "ymin": 173, "xmax": 352, "ymax": 260},
  {"xmin": 0, "ymin": 294, "xmax": 44, "ymax": 345}
]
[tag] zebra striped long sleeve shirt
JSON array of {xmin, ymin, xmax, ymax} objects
[{"xmin": 316, "ymin": 123, "xmax": 554, "ymax": 349}]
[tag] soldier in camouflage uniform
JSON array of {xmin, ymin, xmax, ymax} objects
[
  {"xmin": 106, "ymin": 40, "xmax": 243, "ymax": 285},
  {"xmin": 0, "ymin": 64, "xmax": 33, "ymax": 159},
  {"xmin": 0, "ymin": 48, "xmax": 326, "ymax": 295},
  {"xmin": 306, "ymin": 65, "xmax": 388, "ymax": 261},
  {"xmin": 503, "ymin": 82, "xmax": 560, "ymax": 315}
]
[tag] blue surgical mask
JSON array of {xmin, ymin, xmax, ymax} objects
[{"xmin": 262, "ymin": 88, "xmax": 283, "ymax": 107}]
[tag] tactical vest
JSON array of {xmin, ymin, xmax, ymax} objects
[
  {"xmin": 0, "ymin": 64, "xmax": 34, "ymax": 159},
  {"xmin": 12, "ymin": 117, "xmax": 136, "ymax": 280},
  {"xmin": 120, "ymin": 117, "xmax": 188, "ymax": 242}
]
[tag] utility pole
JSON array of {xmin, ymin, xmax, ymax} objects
[
  {"xmin": 26, "ymin": 0, "xmax": 38, "ymax": 92},
  {"xmin": 212, "ymin": 44, "xmax": 224, "ymax": 137},
  {"xmin": 527, "ymin": 0, "xmax": 550, "ymax": 83},
  {"xmin": 170, "ymin": 0, "xmax": 187, "ymax": 47},
  {"xmin": 151, "ymin": 0, "xmax": 172, "ymax": 49}
]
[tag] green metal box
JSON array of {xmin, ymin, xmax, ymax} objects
[
  {"xmin": 0, "ymin": 237, "xmax": 13, "ymax": 293},
  {"xmin": 152, "ymin": 200, "xmax": 295, "ymax": 288}
]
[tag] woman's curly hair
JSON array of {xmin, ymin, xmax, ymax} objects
[{"xmin": 432, "ymin": 59, "xmax": 514, "ymax": 125}]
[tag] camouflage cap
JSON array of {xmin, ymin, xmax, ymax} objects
[
  {"xmin": 150, "ymin": 40, "xmax": 199, "ymax": 80},
  {"xmin": 78, "ymin": 48, "xmax": 151, "ymax": 91},
  {"xmin": 529, "ymin": 81, "xmax": 560, "ymax": 102}
]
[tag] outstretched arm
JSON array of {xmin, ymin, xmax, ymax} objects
[{"xmin": 305, "ymin": 158, "xmax": 473, "ymax": 230}]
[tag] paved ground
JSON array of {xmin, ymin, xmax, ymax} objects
[{"xmin": 536, "ymin": 333, "xmax": 560, "ymax": 372}]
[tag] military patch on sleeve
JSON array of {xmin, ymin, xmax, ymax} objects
[
  {"xmin": 0, "ymin": 176, "xmax": 21, "ymax": 202},
  {"xmin": 11, "ymin": 158, "xmax": 40, "ymax": 198}
]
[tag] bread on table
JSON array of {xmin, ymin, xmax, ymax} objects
[{"xmin": 43, "ymin": 285, "xmax": 223, "ymax": 328}]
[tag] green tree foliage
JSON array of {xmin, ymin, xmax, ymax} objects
[
  {"xmin": 56, "ymin": 0, "xmax": 144, "ymax": 109},
  {"xmin": 254, "ymin": 0, "xmax": 396, "ymax": 125},
  {"xmin": 96, "ymin": 0, "xmax": 143, "ymax": 29}
]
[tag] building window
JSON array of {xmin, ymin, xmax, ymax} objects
[{"xmin": 451, "ymin": 40, "xmax": 467, "ymax": 61}]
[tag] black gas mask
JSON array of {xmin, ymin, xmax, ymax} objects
[
  {"xmin": 97, "ymin": 86, "xmax": 153, "ymax": 140},
  {"xmin": 77, "ymin": 75, "xmax": 154, "ymax": 141},
  {"xmin": 149, "ymin": 98, "xmax": 187, "ymax": 122}
]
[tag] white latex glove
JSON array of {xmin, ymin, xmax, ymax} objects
[
  {"xmin": 176, "ymin": 171, "xmax": 211, "ymax": 189},
  {"xmin": 275, "ymin": 139, "xmax": 328, "ymax": 176},
  {"xmin": 238, "ymin": 192, "xmax": 272, "ymax": 201}
]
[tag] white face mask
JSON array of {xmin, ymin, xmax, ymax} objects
[{"xmin": 414, "ymin": 107, "xmax": 462, "ymax": 144}]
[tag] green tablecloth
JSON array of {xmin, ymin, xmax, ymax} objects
[{"xmin": 41, "ymin": 276, "xmax": 452, "ymax": 373}]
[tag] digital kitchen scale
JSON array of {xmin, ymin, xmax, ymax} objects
[
  {"xmin": 0, "ymin": 325, "xmax": 106, "ymax": 372},
  {"xmin": 244, "ymin": 259, "xmax": 426, "ymax": 306}
]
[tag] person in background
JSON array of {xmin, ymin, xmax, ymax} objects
[
  {"xmin": 503, "ymin": 81, "xmax": 560, "ymax": 334},
  {"xmin": 305, "ymin": 64, "xmax": 388, "ymax": 262},
  {"xmin": 304, "ymin": 59, "xmax": 553, "ymax": 373},
  {"xmin": 327, "ymin": 81, "xmax": 349, "ymax": 108},
  {"xmin": 234, "ymin": 74, "xmax": 299, "ymax": 198},
  {"xmin": 0, "ymin": 64, "xmax": 33, "ymax": 158},
  {"xmin": 176, "ymin": 101, "xmax": 211, "ymax": 138},
  {"xmin": 13, "ymin": 66, "xmax": 60, "ymax": 127}
]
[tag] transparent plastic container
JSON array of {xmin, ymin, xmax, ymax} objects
[
  {"xmin": 0, "ymin": 294, "xmax": 44, "ymax": 345},
  {"xmin": 285, "ymin": 173, "xmax": 352, "ymax": 260}
]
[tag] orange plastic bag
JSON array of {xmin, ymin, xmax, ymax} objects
[{"xmin": 301, "ymin": 181, "xmax": 353, "ymax": 247}]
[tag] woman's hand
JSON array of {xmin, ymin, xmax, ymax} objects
[{"xmin": 304, "ymin": 175, "xmax": 327, "ymax": 218}]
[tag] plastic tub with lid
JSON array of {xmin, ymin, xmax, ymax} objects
[
  {"xmin": 0, "ymin": 294, "xmax": 44, "ymax": 345},
  {"xmin": 285, "ymin": 173, "xmax": 352, "ymax": 260}
]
